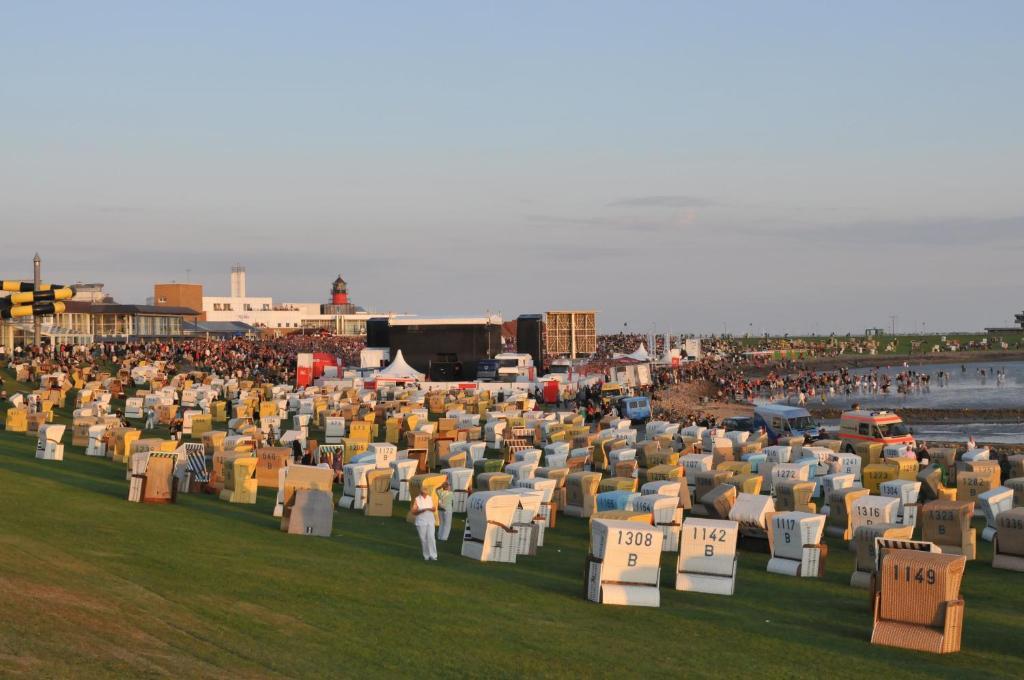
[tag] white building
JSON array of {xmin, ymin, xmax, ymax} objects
[{"xmin": 201, "ymin": 267, "xmax": 393, "ymax": 335}]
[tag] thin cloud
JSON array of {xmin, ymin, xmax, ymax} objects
[
  {"xmin": 734, "ymin": 215, "xmax": 1024, "ymax": 247},
  {"xmin": 608, "ymin": 195, "xmax": 715, "ymax": 208}
]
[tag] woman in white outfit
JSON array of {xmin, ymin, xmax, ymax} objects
[{"xmin": 413, "ymin": 486, "xmax": 438, "ymax": 561}]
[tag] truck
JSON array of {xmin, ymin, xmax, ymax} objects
[
  {"xmin": 541, "ymin": 358, "xmax": 574, "ymax": 382},
  {"xmin": 600, "ymin": 383, "xmax": 626, "ymax": 408},
  {"xmin": 493, "ymin": 353, "xmax": 536, "ymax": 382},
  {"xmin": 753, "ymin": 404, "xmax": 820, "ymax": 443},
  {"xmin": 607, "ymin": 363, "xmax": 652, "ymax": 389}
]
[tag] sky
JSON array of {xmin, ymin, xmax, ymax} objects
[{"xmin": 2, "ymin": 1, "xmax": 1023, "ymax": 335}]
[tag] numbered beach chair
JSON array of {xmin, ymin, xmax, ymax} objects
[
  {"xmin": 585, "ymin": 519, "xmax": 663, "ymax": 607},
  {"xmin": 871, "ymin": 550, "xmax": 966, "ymax": 654},
  {"xmin": 766, "ymin": 512, "xmax": 827, "ymax": 577},
  {"xmin": 992, "ymin": 507, "xmax": 1024, "ymax": 571},
  {"xmin": 675, "ymin": 518, "xmax": 739, "ymax": 595}
]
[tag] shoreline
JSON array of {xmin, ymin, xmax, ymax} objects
[{"xmin": 781, "ymin": 349, "xmax": 1024, "ymax": 372}]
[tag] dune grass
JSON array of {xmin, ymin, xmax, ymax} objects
[
  {"xmin": 732, "ymin": 332, "xmax": 1024, "ymax": 357},
  {"xmin": 0, "ymin": 374, "xmax": 1022, "ymax": 678}
]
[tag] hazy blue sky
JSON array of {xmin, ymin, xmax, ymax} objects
[{"xmin": 2, "ymin": 1, "xmax": 1022, "ymax": 334}]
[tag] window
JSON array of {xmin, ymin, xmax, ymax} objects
[
  {"xmin": 878, "ymin": 423, "xmax": 911, "ymax": 437},
  {"xmin": 858, "ymin": 423, "xmax": 870, "ymax": 436},
  {"xmin": 134, "ymin": 315, "xmax": 182, "ymax": 337},
  {"xmin": 158, "ymin": 297, "xmax": 167, "ymax": 303}
]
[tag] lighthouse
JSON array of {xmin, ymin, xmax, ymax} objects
[
  {"xmin": 322, "ymin": 274, "xmax": 357, "ymax": 315},
  {"xmin": 331, "ymin": 275, "xmax": 349, "ymax": 305}
]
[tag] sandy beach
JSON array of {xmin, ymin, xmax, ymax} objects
[{"xmin": 652, "ymin": 381, "xmax": 753, "ymax": 421}]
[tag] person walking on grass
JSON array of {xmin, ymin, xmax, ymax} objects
[{"xmin": 412, "ymin": 486, "xmax": 438, "ymax": 561}]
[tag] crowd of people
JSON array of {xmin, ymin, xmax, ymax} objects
[
  {"xmin": 685, "ymin": 357, "xmax": 1014, "ymax": 408},
  {"xmin": 591, "ymin": 333, "xmax": 667, "ymax": 360},
  {"xmin": 1, "ymin": 326, "xmax": 1016, "ymax": 417},
  {"xmin": 0, "ymin": 335, "xmax": 366, "ymax": 387}
]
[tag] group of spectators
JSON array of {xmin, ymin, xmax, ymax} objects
[
  {"xmin": 679, "ymin": 358, "xmax": 985, "ymax": 408},
  {"xmin": 589, "ymin": 333, "xmax": 671, "ymax": 360},
  {"xmin": 0, "ymin": 326, "xmax": 1013, "ymax": 416},
  {"xmin": 0, "ymin": 334, "xmax": 366, "ymax": 387}
]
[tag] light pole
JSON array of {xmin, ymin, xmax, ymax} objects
[{"xmin": 33, "ymin": 253, "xmax": 41, "ymax": 349}]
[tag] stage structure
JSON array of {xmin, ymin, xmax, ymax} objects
[{"xmin": 545, "ymin": 310, "xmax": 596, "ymax": 359}]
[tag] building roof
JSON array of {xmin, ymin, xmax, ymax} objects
[
  {"xmin": 62, "ymin": 301, "xmax": 201, "ymax": 316},
  {"xmin": 387, "ymin": 315, "xmax": 502, "ymax": 327},
  {"xmin": 183, "ymin": 321, "xmax": 255, "ymax": 333}
]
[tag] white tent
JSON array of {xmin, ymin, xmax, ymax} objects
[
  {"xmin": 613, "ymin": 342, "xmax": 651, "ymax": 362},
  {"xmin": 374, "ymin": 350, "xmax": 425, "ymax": 383}
]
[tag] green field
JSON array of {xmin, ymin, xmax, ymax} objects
[
  {"xmin": 732, "ymin": 332, "xmax": 1024, "ymax": 357},
  {"xmin": 1, "ymin": 375, "xmax": 1023, "ymax": 678}
]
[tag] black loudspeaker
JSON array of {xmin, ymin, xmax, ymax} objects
[
  {"xmin": 366, "ymin": 317, "xmax": 390, "ymax": 348},
  {"xmin": 517, "ymin": 314, "xmax": 545, "ymax": 371},
  {"xmin": 428, "ymin": 361, "xmax": 461, "ymax": 381}
]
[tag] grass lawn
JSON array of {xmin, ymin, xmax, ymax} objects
[
  {"xmin": 1, "ymin": 375, "xmax": 1022, "ymax": 678},
  {"xmin": 732, "ymin": 332, "xmax": 1024, "ymax": 357}
]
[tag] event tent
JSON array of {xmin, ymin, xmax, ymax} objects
[
  {"xmin": 613, "ymin": 342, "xmax": 651, "ymax": 362},
  {"xmin": 374, "ymin": 350, "xmax": 424, "ymax": 383}
]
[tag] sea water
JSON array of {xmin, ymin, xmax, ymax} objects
[{"xmin": 791, "ymin": 360, "xmax": 1024, "ymax": 410}]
